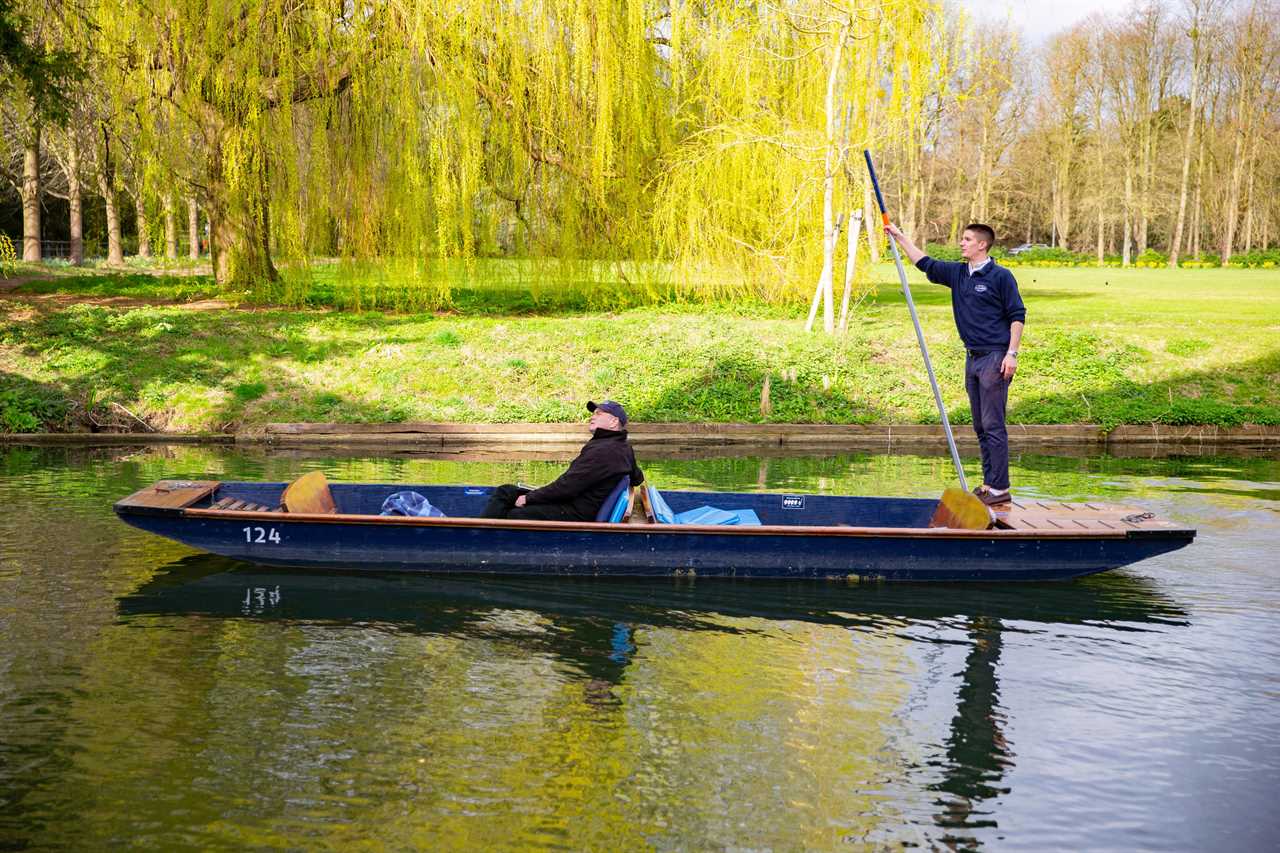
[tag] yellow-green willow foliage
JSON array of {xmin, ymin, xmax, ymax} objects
[
  {"xmin": 651, "ymin": 0, "xmax": 948, "ymax": 302},
  {"xmin": 94, "ymin": 0, "xmax": 376, "ymax": 289},
  {"xmin": 96, "ymin": 0, "xmax": 956, "ymax": 307},
  {"xmin": 327, "ymin": 0, "xmax": 674, "ymax": 308}
]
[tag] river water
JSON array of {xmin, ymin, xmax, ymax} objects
[{"xmin": 1, "ymin": 444, "xmax": 1277, "ymax": 851}]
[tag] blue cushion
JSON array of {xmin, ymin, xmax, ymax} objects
[
  {"xmin": 647, "ymin": 485, "xmax": 676, "ymax": 524},
  {"xmin": 675, "ymin": 506, "xmax": 739, "ymax": 526},
  {"xmin": 647, "ymin": 486, "xmax": 763, "ymax": 526},
  {"xmin": 595, "ymin": 475, "xmax": 632, "ymax": 522}
]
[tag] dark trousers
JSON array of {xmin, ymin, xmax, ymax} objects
[
  {"xmin": 481, "ymin": 484, "xmax": 579, "ymax": 521},
  {"xmin": 964, "ymin": 351, "xmax": 1011, "ymax": 491}
]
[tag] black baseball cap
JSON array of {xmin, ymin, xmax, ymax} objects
[{"xmin": 586, "ymin": 400, "xmax": 628, "ymax": 426}]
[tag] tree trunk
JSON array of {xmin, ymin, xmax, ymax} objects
[
  {"xmin": 1094, "ymin": 101, "xmax": 1105, "ymax": 265},
  {"xmin": 1242, "ymin": 166, "xmax": 1256, "ymax": 252},
  {"xmin": 838, "ymin": 210, "xmax": 863, "ymax": 334},
  {"xmin": 1052, "ymin": 167, "xmax": 1070, "ymax": 249},
  {"xmin": 1168, "ymin": 15, "xmax": 1204, "ymax": 268},
  {"xmin": 205, "ymin": 137, "xmax": 278, "ymax": 286},
  {"xmin": 68, "ymin": 134, "xmax": 83, "ymax": 265},
  {"xmin": 1138, "ymin": 113, "xmax": 1152, "ymax": 255},
  {"xmin": 1122, "ymin": 159, "xmax": 1133, "ymax": 266},
  {"xmin": 164, "ymin": 193, "xmax": 178, "ymax": 259},
  {"xmin": 1220, "ymin": 94, "xmax": 1250, "ymax": 265},
  {"xmin": 978, "ymin": 119, "xmax": 992, "ymax": 221},
  {"xmin": 1191, "ymin": 127, "xmax": 1208, "ymax": 259},
  {"xmin": 135, "ymin": 191, "xmax": 152, "ymax": 258},
  {"xmin": 21, "ymin": 126, "xmax": 41, "ymax": 262},
  {"xmin": 188, "ymin": 197, "xmax": 199, "ymax": 259},
  {"xmin": 864, "ymin": 182, "xmax": 879, "ymax": 263},
  {"xmin": 815, "ymin": 25, "xmax": 848, "ymax": 334},
  {"xmin": 96, "ymin": 124, "xmax": 125, "ymax": 266}
]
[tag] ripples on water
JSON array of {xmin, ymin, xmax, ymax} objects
[{"xmin": 1, "ymin": 445, "xmax": 1278, "ymax": 851}]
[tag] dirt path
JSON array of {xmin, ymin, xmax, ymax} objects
[
  {"xmin": 1, "ymin": 271, "xmax": 230, "ymax": 311},
  {"xmin": 0, "ymin": 274, "xmax": 56, "ymax": 292},
  {"xmin": 0, "ymin": 291, "xmax": 232, "ymax": 311}
]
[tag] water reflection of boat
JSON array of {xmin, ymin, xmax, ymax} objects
[
  {"xmin": 119, "ymin": 555, "xmax": 1188, "ymax": 650},
  {"xmin": 114, "ymin": 479, "xmax": 1196, "ymax": 580}
]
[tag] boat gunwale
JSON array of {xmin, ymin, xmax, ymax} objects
[{"xmin": 171, "ymin": 506, "xmax": 1195, "ymax": 541}]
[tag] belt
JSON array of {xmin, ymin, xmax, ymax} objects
[{"xmin": 966, "ymin": 348, "xmax": 999, "ymax": 358}]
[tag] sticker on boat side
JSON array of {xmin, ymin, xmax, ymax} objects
[{"xmin": 782, "ymin": 496, "xmax": 805, "ymax": 509}]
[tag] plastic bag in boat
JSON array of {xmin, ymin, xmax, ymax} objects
[{"xmin": 379, "ymin": 491, "xmax": 446, "ymax": 517}]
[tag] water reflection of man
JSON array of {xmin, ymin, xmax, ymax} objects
[{"xmin": 932, "ymin": 617, "xmax": 1013, "ymax": 839}]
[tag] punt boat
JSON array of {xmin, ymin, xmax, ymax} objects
[{"xmin": 114, "ymin": 474, "xmax": 1195, "ymax": 581}]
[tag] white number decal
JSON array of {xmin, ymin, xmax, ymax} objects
[{"xmin": 242, "ymin": 526, "xmax": 282, "ymax": 544}]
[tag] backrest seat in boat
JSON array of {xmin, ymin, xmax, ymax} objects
[
  {"xmin": 595, "ymin": 475, "xmax": 634, "ymax": 523},
  {"xmin": 281, "ymin": 471, "xmax": 338, "ymax": 514}
]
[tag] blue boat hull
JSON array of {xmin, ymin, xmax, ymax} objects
[{"xmin": 114, "ymin": 481, "xmax": 1195, "ymax": 581}]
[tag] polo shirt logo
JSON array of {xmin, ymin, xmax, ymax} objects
[{"xmin": 974, "ymin": 284, "xmax": 988, "ymax": 293}]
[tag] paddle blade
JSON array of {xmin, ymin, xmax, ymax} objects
[{"xmin": 929, "ymin": 487, "xmax": 995, "ymax": 530}]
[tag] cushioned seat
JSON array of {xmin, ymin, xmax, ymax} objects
[{"xmin": 595, "ymin": 475, "xmax": 633, "ymax": 523}]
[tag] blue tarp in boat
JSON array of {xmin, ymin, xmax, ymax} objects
[{"xmin": 648, "ymin": 486, "xmax": 762, "ymax": 526}]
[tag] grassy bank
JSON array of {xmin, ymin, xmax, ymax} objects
[{"xmin": 2, "ymin": 262, "xmax": 1277, "ymax": 433}]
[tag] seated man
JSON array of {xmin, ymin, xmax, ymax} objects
[{"xmin": 481, "ymin": 400, "xmax": 645, "ymax": 522}]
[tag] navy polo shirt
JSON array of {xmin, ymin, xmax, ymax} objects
[{"xmin": 915, "ymin": 256, "xmax": 1026, "ymax": 351}]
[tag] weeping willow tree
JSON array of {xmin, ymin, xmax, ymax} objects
[
  {"xmin": 650, "ymin": 0, "xmax": 950, "ymax": 302},
  {"xmin": 94, "ymin": 0, "xmax": 957, "ymax": 305},
  {"xmin": 94, "ymin": 0, "xmax": 378, "ymax": 285}
]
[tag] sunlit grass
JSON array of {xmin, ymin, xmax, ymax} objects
[{"xmin": 2, "ymin": 261, "xmax": 1277, "ymax": 432}]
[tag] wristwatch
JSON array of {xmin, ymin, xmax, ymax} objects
[{"xmin": 1006, "ymin": 350, "xmax": 1018, "ymax": 358}]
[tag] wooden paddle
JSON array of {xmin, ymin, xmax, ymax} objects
[{"xmin": 864, "ymin": 151, "xmax": 992, "ymax": 530}]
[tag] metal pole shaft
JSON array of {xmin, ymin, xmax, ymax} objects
[
  {"xmin": 864, "ymin": 150, "xmax": 968, "ymax": 491},
  {"xmin": 885, "ymin": 237, "xmax": 968, "ymax": 491}
]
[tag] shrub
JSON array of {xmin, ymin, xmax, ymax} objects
[
  {"xmin": 1002, "ymin": 246, "xmax": 1091, "ymax": 266},
  {"xmin": 0, "ymin": 234, "xmax": 17, "ymax": 278},
  {"xmin": 0, "ymin": 388, "xmax": 68, "ymax": 433},
  {"xmin": 924, "ymin": 244, "xmax": 962, "ymax": 261},
  {"xmin": 1133, "ymin": 248, "xmax": 1167, "ymax": 267},
  {"xmin": 1225, "ymin": 249, "xmax": 1280, "ymax": 268}
]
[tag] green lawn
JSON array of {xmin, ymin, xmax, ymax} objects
[{"xmin": 1, "ymin": 262, "xmax": 1277, "ymax": 433}]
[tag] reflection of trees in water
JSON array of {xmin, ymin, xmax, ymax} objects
[
  {"xmin": 115, "ymin": 561, "xmax": 1189, "ymax": 848},
  {"xmin": 931, "ymin": 617, "xmax": 1012, "ymax": 849}
]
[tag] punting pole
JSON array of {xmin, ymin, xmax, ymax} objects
[{"xmin": 863, "ymin": 150, "xmax": 969, "ymax": 492}]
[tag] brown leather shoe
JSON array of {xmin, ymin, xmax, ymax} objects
[{"xmin": 979, "ymin": 489, "xmax": 1011, "ymax": 506}]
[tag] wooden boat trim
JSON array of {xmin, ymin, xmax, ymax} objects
[{"xmin": 175, "ymin": 505, "xmax": 1192, "ymax": 540}]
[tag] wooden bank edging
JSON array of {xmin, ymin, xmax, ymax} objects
[{"xmin": 3, "ymin": 423, "xmax": 1278, "ymax": 450}]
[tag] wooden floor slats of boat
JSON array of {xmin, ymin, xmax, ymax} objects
[
  {"xmin": 211, "ymin": 496, "xmax": 279, "ymax": 513},
  {"xmin": 993, "ymin": 499, "xmax": 1172, "ymax": 533}
]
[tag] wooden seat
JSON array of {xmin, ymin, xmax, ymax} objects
[{"xmin": 281, "ymin": 471, "xmax": 338, "ymax": 514}]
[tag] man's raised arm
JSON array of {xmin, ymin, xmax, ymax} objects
[{"xmin": 884, "ymin": 223, "xmax": 927, "ymax": 264}]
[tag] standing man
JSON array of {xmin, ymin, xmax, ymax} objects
[
  {"xmin": 885, "ymin": 223, "xmax": 1026, "ymax": 505},
  {"xmin": 481, "ymin": 400, "xmax": 644, "ymax": 521}
]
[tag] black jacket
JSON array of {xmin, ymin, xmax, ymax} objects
[{"xmin": 525, "ymin": 428, "xmax": 644, "ymax": 521}]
